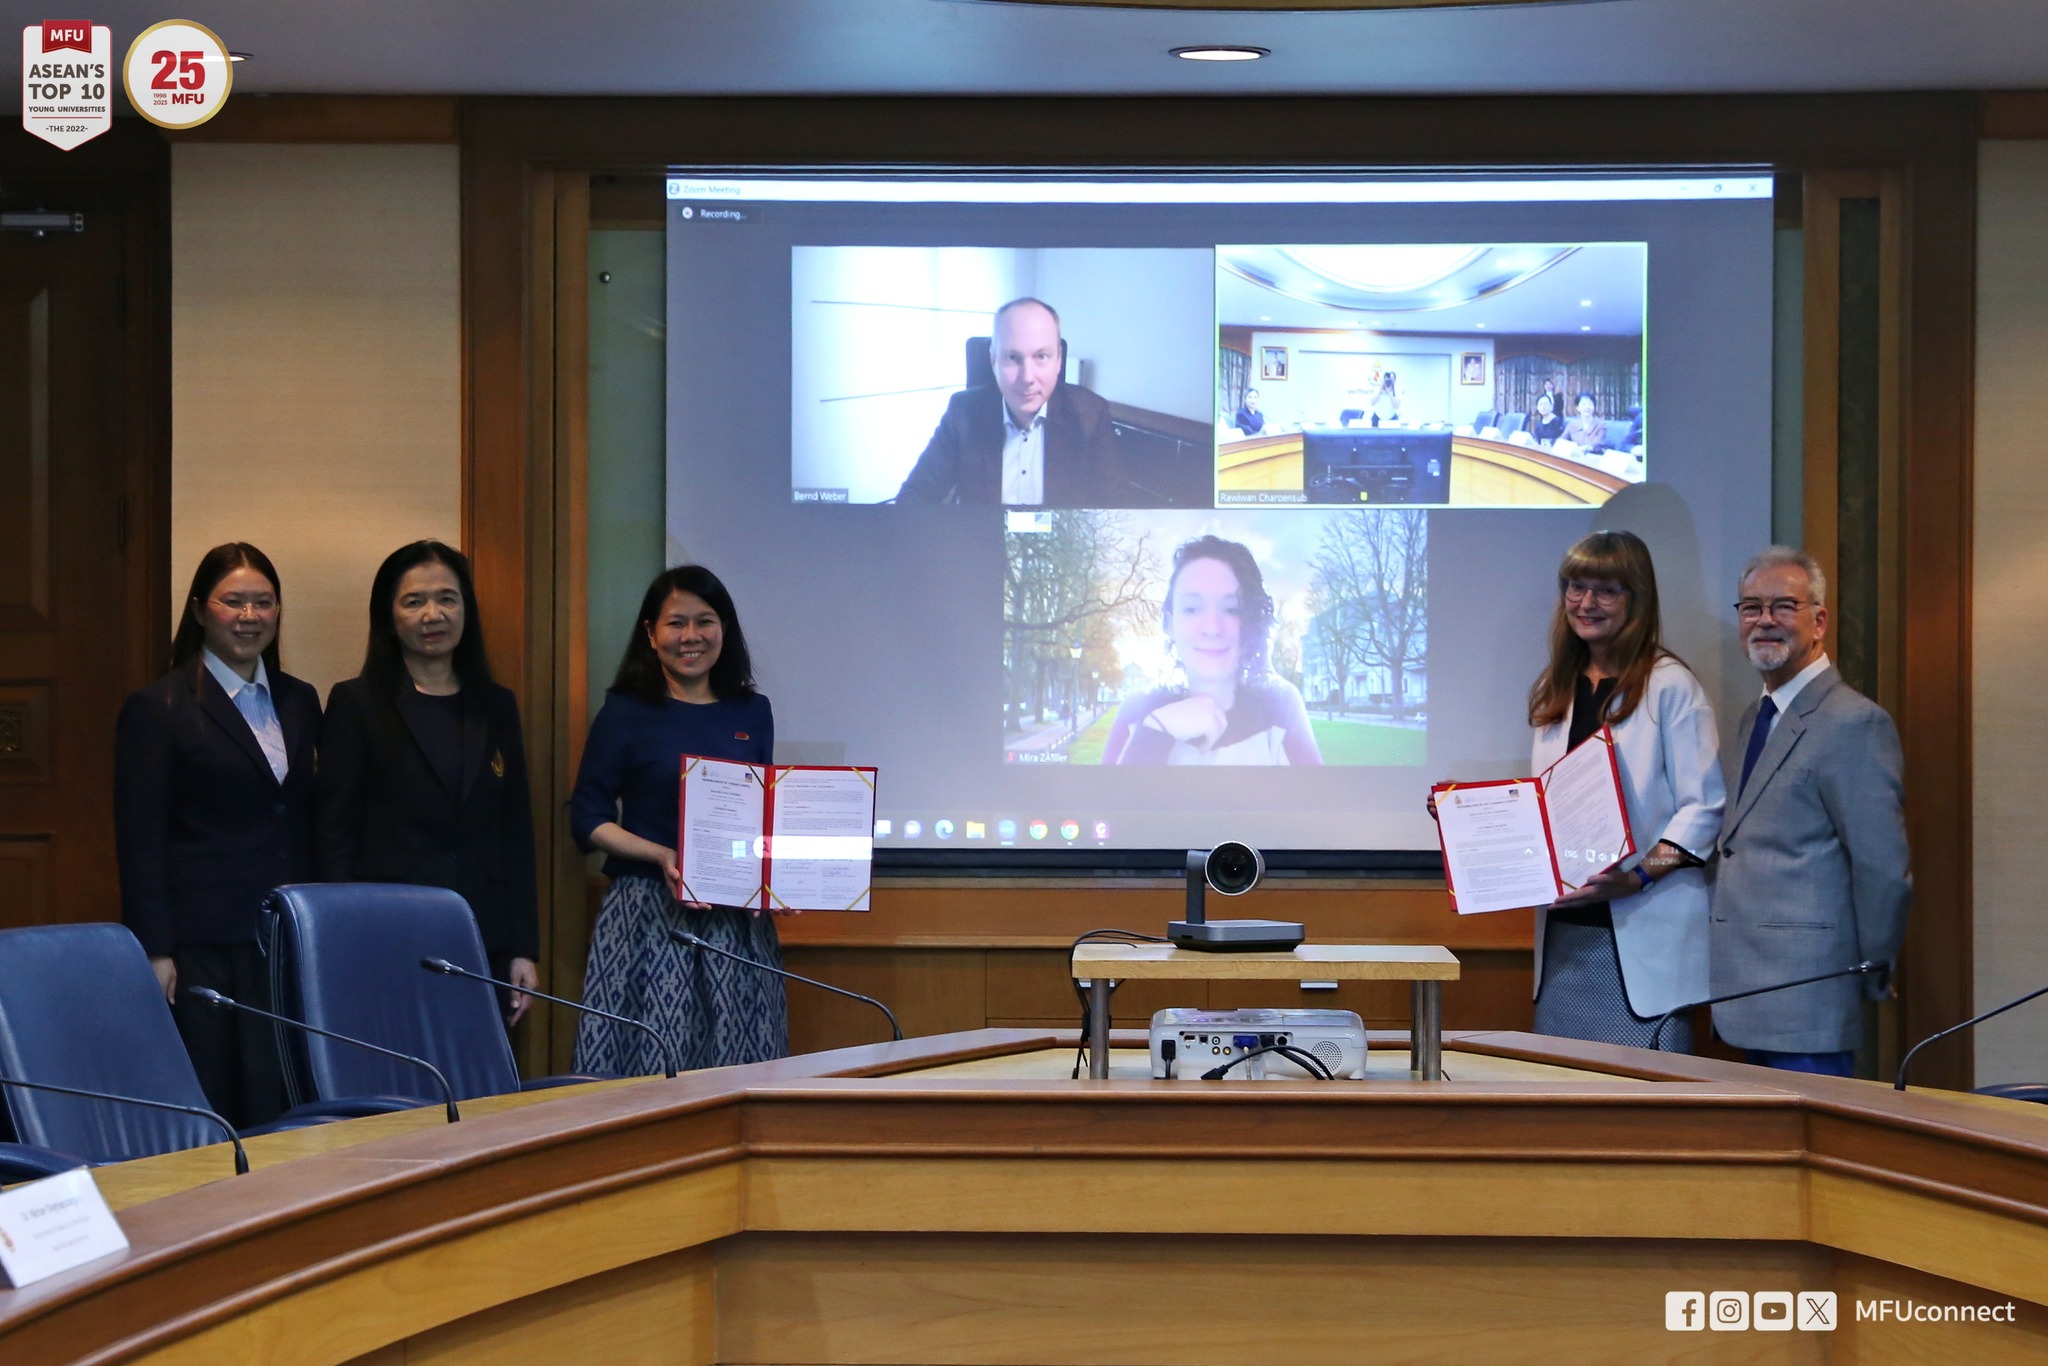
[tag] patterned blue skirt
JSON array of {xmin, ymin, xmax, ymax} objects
[
  {"xmin": 1535, "ymin": 916, "xmax": 1693, "ymax": 1053},
  {"xmin": 574, "ymin": 875, "xmax": 789, "ymax": 1076}
]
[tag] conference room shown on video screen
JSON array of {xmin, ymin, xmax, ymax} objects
[
  {"xmin": 665, "ymin": 172, "xmax": 1772, "ymax": 855},
  {"xmin": 1215, "ymin": 242, "xmax": 1647, "ymax": 509}
]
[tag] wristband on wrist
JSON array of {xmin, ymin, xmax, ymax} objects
[{"xmin": 1633, "ymin": 864, "xmax": 1655, "ymax": 889}]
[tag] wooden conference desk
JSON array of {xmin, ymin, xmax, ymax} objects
[
  {"xmin": 1218, "ymin": 432, "xmax": 1629, "ymax": 506},
  {"xmin": 4, "ymin": 1029, "xmax": 2048, "ymax": 1364}
]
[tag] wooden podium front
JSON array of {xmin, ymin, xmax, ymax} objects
[{"xmin": 4, "ymin": 1030, "xmax": 2047, "ymax": 1364}]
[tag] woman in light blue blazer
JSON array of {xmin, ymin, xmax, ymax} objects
[{"xmin": 1528, "ymin": 531, "xmax": 1726, "ymax": 1050}]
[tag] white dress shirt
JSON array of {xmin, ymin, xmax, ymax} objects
[
  {"xmin": 1001, "ymin": 402, "xmax": 1047, "ymax": 506},
  {"xmin": 202, "ymin": 648, "xmax": 289, "ymax": 783},
  {"xmin": 1757, "ymin": 651, "xmax": 1832, "ymax": 740}
]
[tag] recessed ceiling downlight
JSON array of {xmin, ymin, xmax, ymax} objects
[{"xmin": 1171, "ymin": 46, "xmax": 1268, "ymax": 61}]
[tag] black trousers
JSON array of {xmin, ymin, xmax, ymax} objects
[{"xmin": 169, "ymin": 943, "xmax": 289, "ymax": 1128}]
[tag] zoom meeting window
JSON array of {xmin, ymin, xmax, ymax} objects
[{"xmin": 666, "ymin": 173, "xmax": 1773, "ymax": 858}]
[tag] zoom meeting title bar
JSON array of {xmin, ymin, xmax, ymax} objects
[{"xmin": 666, "ymin": 176, "xmax": 1771, "ymax": 205}]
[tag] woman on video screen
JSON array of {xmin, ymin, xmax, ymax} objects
[{"xmin": 1104, "ymin": 536, "xmax": 1322, "ymax": 766}]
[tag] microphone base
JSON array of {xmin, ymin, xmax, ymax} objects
[{"xmin": 1166, "ymin": 919, "xmax": 1306, "ymax": 953}]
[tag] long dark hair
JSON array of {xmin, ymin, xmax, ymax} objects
[
  {"xmin": 1162, "ymin": 535, "xmax": 1274, "ymax": 687},
  {"xmin": 1527, "ymin": 530, "xmax": 1678, "ymax": 730},
  {"xmin": 611, "ymin": 565, "xmax": 756, "ymax": 703},
  {"xmin": 171, "ymin": 543, "xmax": 283, "ymax": 674},
  {"xmin": 361, "ymin": 540, "xmax": 495, "ymax": 693}
]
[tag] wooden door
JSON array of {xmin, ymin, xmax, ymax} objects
[{"xmin": 0, "ymin": 139, "xmax": 169, "ymax": 930}]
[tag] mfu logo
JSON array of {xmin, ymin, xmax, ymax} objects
[
  {"xmin": 1666, "ymin": 1290, "xmax": 1836, "ymax": 1331},
  {"xmin": 20, "ymin": 21, "xmax": 114, "ymax": 150}
]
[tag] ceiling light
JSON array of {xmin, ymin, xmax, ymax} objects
[
  {"xmin": 1171, "ymin": 46, "xmax": 1268, "ymax": 62},
  {"xmin": 1580, "ymin": 324, "xmax": 1592, "ymax": 331},
  {"xmin": 1260, "ymin": 315, "xmax": 1270, "ymax": 322},
  {"xmin": 1579, "ymin": 299, "xmax": 1591, "ymax": 307},
  {"xmin": 1475, "ymin": 323, "xmax": 1487, "ymax": 329}
]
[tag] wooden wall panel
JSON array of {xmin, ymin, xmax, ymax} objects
[
  {"xmin": 716, "ymin": 1233, "xmax": 1829, "ymax": 1366},
  {"xmin": 0, "ymin": 127, "xmax": 169, "ymax": 932},
  {"xmin": 781, "ymin": 946, "xmax": 988, "ymax": 1053},
  {"xmin": 777, "ymin": 879, "xmax": 1528, "ymax": 950},
  {"xmin": 0, "ymin": 834, "xmax": 52, "ymax": 931},
  {"xmin": 0, "ymin": 682, "xmax": 51, "ymax": 784},
  {"xmin": 0, "ymin": 278, "xmax": 51, "ymax": 630},
  {"xmin": 396, "ymin": 1247, "xmax": 714, "ymax": 1366},
  {"xmin": 784, "ymin": 944, "xmax": 1535, "ymax": 1051}
]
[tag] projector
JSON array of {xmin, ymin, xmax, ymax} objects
[
  {"xmin": 1167, "ymin": 843, "xmax": 1306, "ymax": 951},
  {"xmin": 1149, "ymin": 1007, "xmax": 1367, "ymax": 1080}
]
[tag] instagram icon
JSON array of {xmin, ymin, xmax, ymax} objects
[{"xmin": 1709, "ymin": 1292, "xmax": 1751, "ymax": 1331}]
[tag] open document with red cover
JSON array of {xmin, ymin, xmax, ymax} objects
[
  {"xmin": 676, "ymin": 755, "xmax": 878, "ymax": 911},
  {"xmin": 1431, "ymin": 727, "xmax": 1635, "ymax": 915}
]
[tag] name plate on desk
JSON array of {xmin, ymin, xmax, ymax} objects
[{"xmin": 0, "ymin": 1168, "xmax": 128, "ymax": 1288}]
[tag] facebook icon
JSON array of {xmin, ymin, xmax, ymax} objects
[{"xmin": 1665, "ymin": 1291, "xmax": 1706, "ymax": 1331}]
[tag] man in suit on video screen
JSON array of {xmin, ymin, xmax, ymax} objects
[{"xmin": 895, "ymin": 297, "xmax": 1130, "ymax": 506}]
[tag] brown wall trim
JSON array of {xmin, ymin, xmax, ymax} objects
[
  {"xmin": 169, "ymin": 95, "xmax": 460, "ymax": 143},
  {"xmin": 1981, "ymin": 92, "xmax": 2048, "ymax": 139}
]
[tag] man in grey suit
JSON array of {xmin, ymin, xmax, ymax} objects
[{"xmin": 1711, "ymin": 546, "xmax": 1911, "ymax": 1075}]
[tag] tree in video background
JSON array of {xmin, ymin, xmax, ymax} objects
[
  {"xmin": 1001, "ymin": 511, "xmax": 1160, "ymax": 756},
  {"xmin": 1305, "ymin": 510, "xmax": 1428, "ymax": 724}
]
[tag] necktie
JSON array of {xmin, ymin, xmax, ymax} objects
[
  {"xmin": 234, "ymin": 682, "xmax": 290, "ymax": 784},
  {"xmin": 1737, "ymin": 695, "xmax": 1778, "ymax": 798}
]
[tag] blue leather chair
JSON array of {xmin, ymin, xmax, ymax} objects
[
  {"xmin": 1974, "ymin": 1083, "xmax": 2048, "ymax": 1106},
  {"xmin": 264, "ymin": 884, "xmax": 596, "ymax": 1108},
  {"xmin": 0, "ymin": 923, "xmax": 355, "ymax": 1182}
]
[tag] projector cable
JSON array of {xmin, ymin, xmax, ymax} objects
[
  {"xmin": 1068, "ymin": 928, "xmax": 1171, "ymax": 1079},
  {"xmin": 1202, "ymin": 1043, "xmax": 1336, "ymax": 1082}
]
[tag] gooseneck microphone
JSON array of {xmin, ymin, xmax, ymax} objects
[
  {"xmin": 0, "ymin": 1074, "xmax": 249, "ymax": 1175},
  {"xmin": 666, "ymin": 928, "xmax": 903, "ymax": 1042},
  {"xmin": 186, "ymin": 987, "xmax": 460, "ymax": 1123},
  {"xmin": 1650, "ymin": 960, "xmax": 1891, "ymax": 1051},
  {"xmin": 1894, "ymin": 981, "xmax": 2048, "ymax": 1091},
  {"xmin": 419, "ymin": 958, "xmax": 680, "ymax": 1078}
]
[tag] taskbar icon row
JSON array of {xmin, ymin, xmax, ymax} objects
[{"xmin": 877, "ymin": 817, "xmax": 1107, "ymax": 845}]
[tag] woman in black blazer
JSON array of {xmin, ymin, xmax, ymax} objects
[
  {"xmin": 115, "ymin": 543, "xmax": 321, "ymax": 1127},
  {"xmin": 317, "ymin": 542, "xmax": 539, "ymax": 1023}
]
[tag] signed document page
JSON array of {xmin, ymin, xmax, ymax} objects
[
  {"xmin": 1538, "ymin": 729, "xmax": 1635, "ymax": 892},
  {"xmin": 766, "ymin": 766, "xmax": 877, "ymax": 911},
  {"xmin": 678, "ymin": 756, "xmax": 768, "ymax": 910},
  {"xmin": 1433, "ymin": 779, "xmax": 1559, "ymax": 915}
]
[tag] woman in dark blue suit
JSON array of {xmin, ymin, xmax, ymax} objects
[
  {"xmin": 115, "ymin": 543, "xmax": 321, "ymax": 1127},
  {"xmin": 317, "ymin": 542, "xmax": 539, "ymax": 1024},
  {"xmin": 570, "ymin": 565, "xmax": 780, "ymax": 1076}
]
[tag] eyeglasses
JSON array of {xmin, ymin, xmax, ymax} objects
[
  {"xmin": 1562, "ymin": 581, "xmax": 1627, "ymax": 606},
  {"xmin": 1734, "ymin": 598, "xmax": 1814, "ymax": 623},
  {"xmin": 209, "ymin": 595, "xmax": 278, "ymax": 618}
]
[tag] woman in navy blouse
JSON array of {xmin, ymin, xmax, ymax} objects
[{"xmin": 569, "ymin": 565, "xmax": 781, "ymax": 1074}]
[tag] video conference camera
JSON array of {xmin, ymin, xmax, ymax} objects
[{"xmin": 1168, "ymin": 843, "xmax": 1306, "ymax": 952}]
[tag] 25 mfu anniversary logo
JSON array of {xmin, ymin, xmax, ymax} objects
[{"xmin": 20, "ymin": 18, "xmax": 235, "ymax": 150}]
